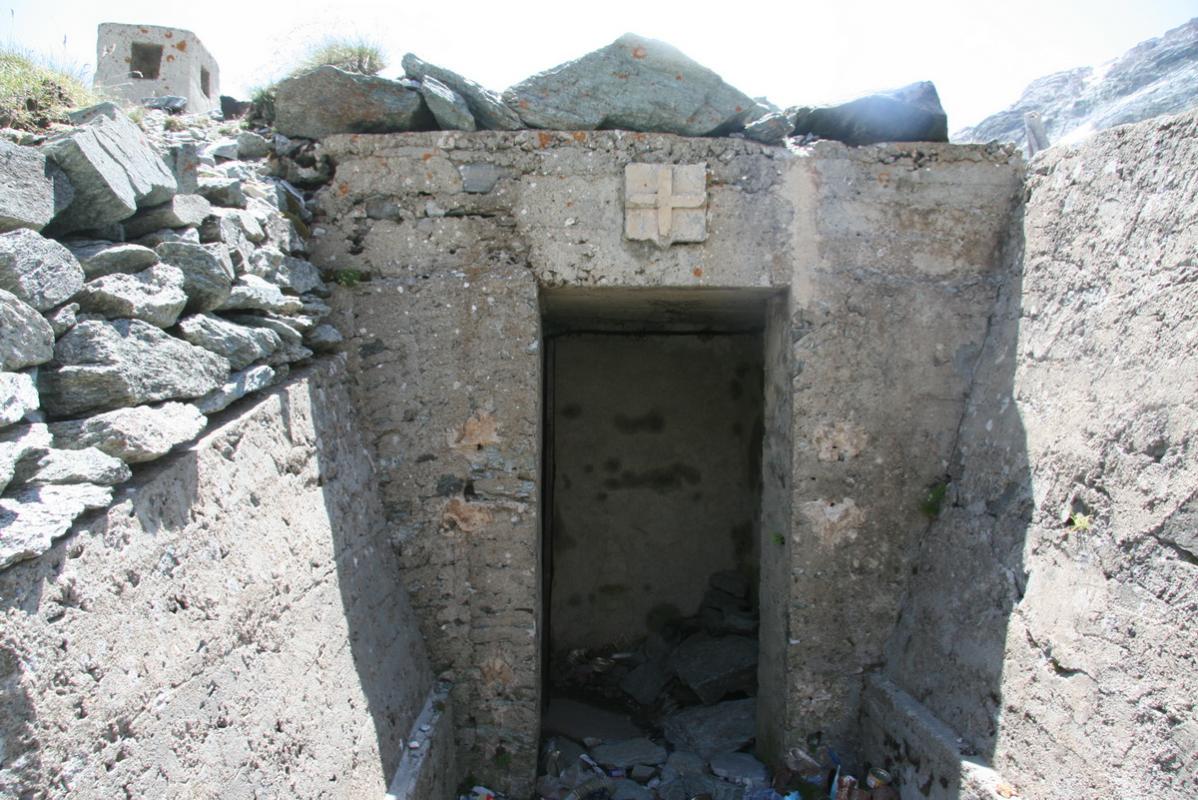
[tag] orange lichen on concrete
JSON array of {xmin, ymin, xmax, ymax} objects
[
  {"xmin": 443, "ymin": 497, "xmax": 494, "ymax": 532},
  {"xmin": 448, "ymin": 410, "xmax": 501, "ymax": 457}
]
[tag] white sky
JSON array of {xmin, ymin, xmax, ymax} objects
[{"xmin": 5, "ymin": 0, "xmax": 1196, "ymax": 129}]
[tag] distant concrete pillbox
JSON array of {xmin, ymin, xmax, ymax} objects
[{"xmin": 94, "ymin": 22, "xmax": 220, "ymax": 114}]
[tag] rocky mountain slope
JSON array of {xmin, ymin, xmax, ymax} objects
[{"xmin": 955, "ymin": 17, "xmax": 1198, "ymax": 149}]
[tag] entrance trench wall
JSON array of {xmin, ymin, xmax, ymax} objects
[{"xmin": 310, "ymin": 130, "xmax": 1024, "ymax": 794}]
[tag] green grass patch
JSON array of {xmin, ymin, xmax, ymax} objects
[
  {"xmin": 295, "ymin": 37, "xmax": 386, "ymax": 77},
  {"xmin": 0, "ymin": 48, "xmax": 98, "ymax": 130},
  {"xmin": 920, "ymin": 480, "xmax": 949, "ymax": 520}
]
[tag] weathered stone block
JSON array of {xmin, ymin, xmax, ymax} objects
[
  {"xmin": 0, "ymin": 483, "xmax": 112, "ymax": 569},
  {"xmin": 176, "ymin": 313, "xmax": 282, "ymax": 370},
  {"xmin": 73, "ymin": 264, "xmax": 188, "ymax": 327},
  {"xmin": 47, "ymin": 402, "xmax": 208, "ymax": 464},
  {"xmin": 0, "ymin": 139, "xmax": 74, "ymax": 232},
  {"xmin": 122, "ymin": 194, "xmax": 213, "ymax": 239},
  {"xmin": 624, "ymin": 163, "xmax": 707, "ymax": 246},
  {"xmin": 37, "ymin": 320, "xmax": 229, "ymax": 417},
  {"xmin": 0, "ymin": 228, "xmax": 86, "ymax": 310},
  {"xmin": 273, "ymin": 66, "xmax": 435, "ymax": 139},
  {"xmin": 402, "ymin": 53, "xmax": 521, "ymax": 131},
  {"xmin": 0, "ymin": 289, "xmax": 55, "ymax": 370}
]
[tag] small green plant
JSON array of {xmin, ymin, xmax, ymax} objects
[
  {"xmin": 492, "ymin": 749, "xmax": 512, "ymax": 769},
  {"xmin": 0, "ymin": 48, "xmax": 98, "ymax": 130},
  {"xmin": 162, "ymin": 115, "xmax": 184, "ymax": 132},
  {"xmin": 334, "ymin": 269, "xmax": 362, "ymax": 287},
  {"xmin": 1068, "ymin": 512, "xmax": 1092, "ymax": 531},
  {"xmin": 771, "ymin": 531, "xmax": 785, "ymax": 546},
  {"xmin": 920, "ymin": 480, "xmax": 949, "ymax": 520},
  {"xmin": 295, "ymin": 37, "xmax": 386, "ymax": 76}
]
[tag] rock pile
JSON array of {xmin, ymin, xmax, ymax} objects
[
  {"xmin": 0, "ymin": 104, "xmax": 338, "ymax": 569},
  {"xmin": 267, "ymin": 34, "xmax": 948, "ymax": 147},
  {"xmin": 530, "ymin": 571, "xmax": 775, "ymax": 800}
]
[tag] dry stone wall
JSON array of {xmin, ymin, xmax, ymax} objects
[
  {"xmin": 878, "ymin": 109, "xmax": 1198, "ymax": 799},
  {"xmin": 0, "ymin": 357, "xmax": 438, "ymax": 799},
  {"xmin": 0, "ymin": 103, "xmax": 340, "ymax": 570}
]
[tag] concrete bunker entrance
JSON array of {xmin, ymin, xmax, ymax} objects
[{"xmin": 539, "ymin": 286, "xmax": 788, "ymax": 766}]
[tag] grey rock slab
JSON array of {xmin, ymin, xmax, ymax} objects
[
  {"xmin": 0, "ymin": 289, "xmax": 54, "ymax": 370},
  {"xmin": 669, "ymin": 633, "xmax": 757, "ymax": 704},
  {"xmin": 267, "ymin": 342, "xmax": 313, "ymax": 366},
  {"xmin": 236, "ymin": 131, "xmax": 271, "ymax": 160},
  {"xmin": 709, "ymin": 752, "xmax": 769, "ymax": 786},
  {"xmin": 122, "ymin": 194, "xmax": 213, "ymax": 240},
  {"xmin": 193, "ymin": 364, "xmax": 276, "ymax": 415},
  {"xmin": 133, "ymin": 227, "xmax": 201, "ymax": 248},
  {"xmin": 155, "ymin": 241, "xmax": 235, "ymax": 312},
  {"xmin": 503, "ymin": 34, "xmax": 756, "ymax": 136},
  {"xmin": 305, "ymin": 323, "xmax": 342, "ymax": 352},
  {"xmin": 246, "ymin": 250, "xmax": 324, "ymax": 294},
  {"xmin": 216, "ymin": 275, "xmax": 303, "ymax": 315},
  {"xmin": 37, "ymin": 320, "xmax": 229, "ymax": 417},
  {"xmin": 176, "ymin": 313, "xmax": 282, "ymax": 370},
  {"xmin": 0, "ymin": 139, "xmax": 74, "ymax": 232},
  {"xmin": 793, "ymin": 81, "xmax": 949, "ymax": 145},
  {"xmin": 0, "ymin": 482, "xmax": 112, "ymax": 569},
  {"xmin": 65, "ymin": 240, "xmax": 159, "ymax": 279},
  {"xmin": 197, "ymin": 175, "xmax": 247, "ymax": 209},
  {"xmin": 168, "ymin": 142, "xmax": 200, "ymax": 193},
  {"xmin": 45, "ymin": 302, "xmax": 78, "ymax": 337},
  {"xmin": 41, "ymin": 106, "xmax": 176, "ymax": 234},
  {"xmin": 680, "ymin": 773, "xmax": 745, "ymax": 800},
  {"xmin": 0, "ymin": 422, "xmax": 51, "ymax": 494},
  {"xmin": 663, "ymin": 698, "xmax": 756, "ymax": 759},
  {"xmin": 416, "ymin": 76, "xmax": 477, "ymax": 131},
  {"xmin": 0, "ymin": 371, "xmax": 39, "ymax": 428},
  {"xmin": 204, "ymin": 138, "xmax": 239, "ymax": 160},
  {"xmin": 48, "ymin": 402, "xmax": 207, "ymax": 463},
  {"xmin": 459, "ymin": 163, "xmax": 502, "ymax": 194},
  {"xmin": 591, "ymin": 737, "xmax": 667, "ymax": 768},
  {"xmin": 611, "ymin": 779, "xmax": 654, "ymax": 800},
  {"xmin": 14, "ymin": 445, "xmax": 131, "ymax": 486},
  {"xmin": 665, "ymin": 750, "xmax": 707, "ymax": 776},
  {"xmin": 402, "ymin": 53, "xmax": 522, "ymax": 131},
  {"xmin": 619, "ymin": 657, "xmax": 672, "ymax": 705},
  {"xmin": 743, "ymin": 111, "xmax": 795, "ymax": 145},
  {"xmin": 0, "ymin": 229, "xmax": 85, "ymax": 310},
  {"xmin": 273, "ymin": 66, "xmax": 435, "ymax": 139},
  {"xmin": 224, "ymin": 313, "xmax": 304, "ymax": 345},
  {"xmin": 74, "ymin": 264, "xmax": 188, "ymax": 327}
]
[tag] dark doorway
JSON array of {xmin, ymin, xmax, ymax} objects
[{"xmin": 536, "ymin": 287, "xmax": 788, "ymax": 794}]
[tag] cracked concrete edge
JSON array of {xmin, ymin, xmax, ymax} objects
[{"xmin": 386, "ymin": 681, "xmax": 456, "ymax": 800}]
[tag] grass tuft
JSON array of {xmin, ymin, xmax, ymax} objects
[
  {"xmin": 0, "ymin": 48, "xmax": 98, "ymax": 130},
  {"xmin": 296, "ymin": 37, "xmax": 386, "ymax": 77}
]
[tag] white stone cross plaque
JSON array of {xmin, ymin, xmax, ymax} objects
[{"xmin": 624, "ymin": 163, "xmax": 708, "ymax": 246}]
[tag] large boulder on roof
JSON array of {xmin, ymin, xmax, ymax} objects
[
  {"xmin": 503, "ymin": 33, "xmax": 757, "ymax": 136},
  {"xmin": 793, "ymin": 81, "xmax": 949, "ymax": 145},
  {"xmin": 272, "ymin": 66, "xmax": 435, "ymax": 139}
]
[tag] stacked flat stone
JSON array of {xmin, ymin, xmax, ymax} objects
[{"xmin": 1, "ymin": 104, "xmax": 339, "ymax": 570}]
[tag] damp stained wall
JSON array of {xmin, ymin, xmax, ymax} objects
[{"xmin": 547, "ymin": 332, "xmax": 764, "ymax": 653}]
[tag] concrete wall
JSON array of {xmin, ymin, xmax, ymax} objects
[
  {"xmin": 0, "ymin": 358, "xmax": 442, "ymax": 799},
  {"xmin": 547, "ymin": 332, "xmax": 763, "ymax": 652},
  {"xmin": 95, "ymin": 23, "xmax": 220, "ymax": 114},
  {"xmin": 877, "ymin": 110, "xmax": 1198, "ymax": 798},
  {"xmin": 312, "ymin": 130, "xmax": 1023, "ymax": 792}
]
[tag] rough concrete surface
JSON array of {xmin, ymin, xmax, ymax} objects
[
  {"xmin": 311, "ymin": 128, "xmax": 1022, "ymax": 791},
  {"xmin": 880, "ymin": 110, "xmax": 1198, "ymax": 798},
  {"xmin": 0, "ymin": 357, "xmax": 435, "ymax": 799}
]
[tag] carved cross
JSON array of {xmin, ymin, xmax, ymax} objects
[{"xmin": 624, "ymin": 163, "xmax": 708, "ymax": 246}]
